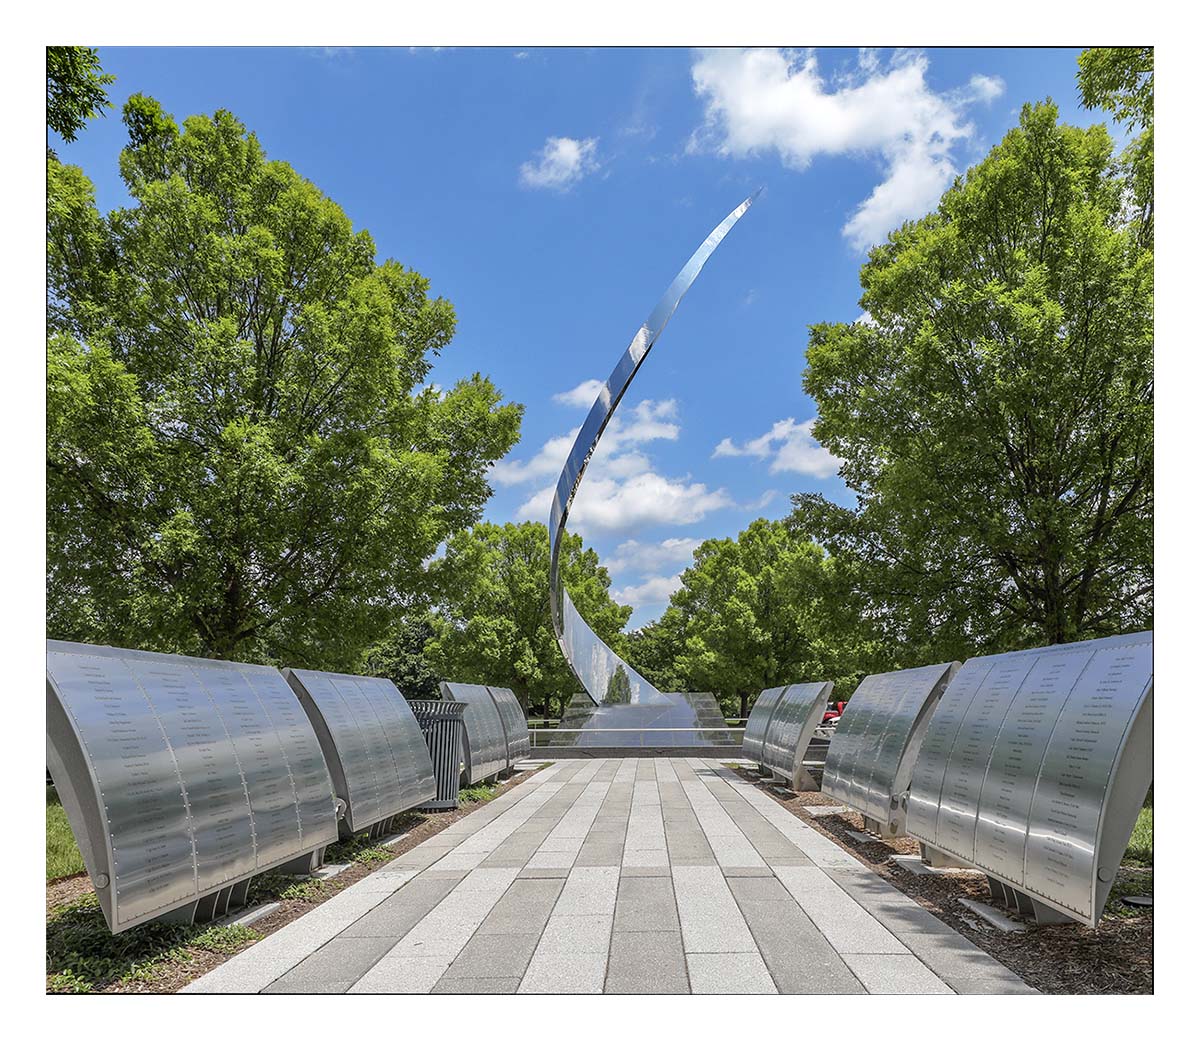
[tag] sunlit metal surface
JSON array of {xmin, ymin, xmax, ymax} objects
[
  {"xmin": 821, "ymin": 663, "xmax": 958, "ymax": 837},
  {"xmin": 542, "ymin": 690, "xmax": 737, "ymax": 748},
  {"xmin": 905, "ymin": 632, "xmax": 1153, "ymax": 926},
  {"xmin": 46, "ymin": 641, "xmax": 338, "ymax": 933},
  {"xmin": 438, "ymin": 682, "xmax": 509, "ymax": 783},
  {"xmin": 548, "ymin": 192, "xmax": 761, "ymax": 706},
  {"xmin": 742, "ymin": 685, "xmax": 787, "ymax": 764},
  {"xmin": 760, "ymin": 681, "xmax": 834, "ymax": 791},
  {"xmin": 485, "ymin": 686, "xmax": 531, "ymax": 763},
  {"xmin": 284, "ymin": 669, "xmax": 437, "ymax": 835}
]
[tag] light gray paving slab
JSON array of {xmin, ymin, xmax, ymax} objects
[
  {"xmin": 843, "ymin": 953, "xmax": 954, "ymax": 994},
  {"xmin": 945, "ymin": 975, "xmax": 1040, "ymax": 995},
  {"xmin": 518, "ymin": 865, "xmax": 573, "ymax": 878},
  {"xmin": 442, "ymin": 932, "xmax": 540, "ymax": 979},
  {"xmin": 620, "ymin": 864, "xmax": 672, "ymax": 877},
  {"xmin": 672, "ymin": 865, "xmax": 757, "ymax": 953},
  {"xmin": 263, "ymin": 935, "xmax": 397, "ymax": 993},
  {"xmin": 686, "ymin": 953, "xmax": 777, "ymax": 994},
  {"xmin": 605, "ymin": 930, "xmax": 689, "ymax": 993},
  {"xmin": 339, "ymin": 872, "xmax": 466, "ymax": 938},
  {"xmin": 773, "ymin": 866, "xmax": 908, "ymax": 955},
  {"xmin": 432, "ymin": 976, "xmax": 522, "ymax": 993},
  {"xmin": 554, "ymin": 865, "xmax": 620, "ymax": 915}
]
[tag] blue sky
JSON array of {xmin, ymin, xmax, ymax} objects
[{"xmin": 55, "ymin": 46, "xmax": 1105, "ymax": 628}]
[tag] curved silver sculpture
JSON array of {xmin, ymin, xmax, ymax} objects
[
  {"xmin": 438, "ymin": 682, "xmax": 510, "ymax": 783},
  {"xmin": 905, "ymin": 632, "xmax": 1153, "ymax": 927},
  {"xmin": 548, "ymin": 191, "xmax": 761, "ymax": 705},
  {"xmin": 759, "ymin": 681, "xmax": 834, "ymax": 792}
]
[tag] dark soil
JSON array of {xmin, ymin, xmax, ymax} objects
[{"xmin": 735, "ymin": 766, "xmax": 1153, "ymax": 995}]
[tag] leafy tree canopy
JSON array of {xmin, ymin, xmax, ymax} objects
[
  {"xmin": 792, "ymin": 101, "xmax": 1152, "ymax": 659},
  {"xmin": 626, "ymin": 518, "xmax": 874, "ymax": 716},
  {"xmin": 47, "ymin": 47, "xmax": 114, "ymax": 149},
  {"xmin": 362, "ymin": 616, "xmax": 442, "ymax": 699},
  {"xmin": 48, "ymin": 96, "xmax": 522, "ymax": 669},
  {"xmin": 423, "ymin": 521, "xmax": 630, "ymax": 714}
]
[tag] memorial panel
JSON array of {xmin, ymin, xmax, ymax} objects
[
  {"xmin": 285, "ymin": 669, "xmax": 436, "ymax": 834},
  {"xmin": 822, "ymin": 663, "xmax": 958, "ymax": 834},
  {"xmin": 486, "ymin": 686, "xmax": 531, "ymax": 763},
  {"xmin": 760, "ymin": 681, "xmax": 834, "ymax": 791},
  {"xmin": 905, "ymin": 632, "xmax": 1153, "ymax": 926},
  {"xmin": 46, "ymin": 641, "xmax": 337, "ymax": 933},
  {"xmin": 439, "ymin": 682, "xmax": 508, "ymax": 783},
  {"xmin": 742, "ymin": 686, "xmax": 787, "ymax": 764}
]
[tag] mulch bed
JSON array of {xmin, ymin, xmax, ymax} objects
[
  {"xmin": 735, "ymin": 766, "xmax": 1153, "ymax": 995},
  {"xmin": 47, "ymin": 766, "xmax": 543, "ymax": 994}
]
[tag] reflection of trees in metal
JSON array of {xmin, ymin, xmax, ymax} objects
[
  {"xmin": 548, "ymin": 192, "xmax": 761, "ymax": 706},
  {"xmin": 604, "ymin": 665, "xmax": 632, "ymax": 705}
]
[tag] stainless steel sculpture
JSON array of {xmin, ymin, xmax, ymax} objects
[
  {"xmin": 46, "ymin": 641, "xmax": 338, "ymax": 933},
  {"xmin": 283, "ymin": 669, "xmax": 437, "ymax": 838},
  {"xmin": 821, "ymin": 662, "xmax": 959, "ymax": 837},
  {"xmin": 758, "ymin": 681, "xmax": 835, "ymax": 792},
  {"xmin": 905, "ymin": 632, "xmax": 1153, "ymax": 927},
  {"xmin": 548, "ymin": 192, "xmax": 760, "ymax": 706},
  {"xmin": 438, "ymin": 682, "xmax": 510, "ymax": 784},
  {"xmin": 486, "ymin": 685, "xmax": 532, "ymax": 764}
]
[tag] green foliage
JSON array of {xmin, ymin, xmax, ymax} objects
[
  {"xmin": 603, "ymin": 664, "xmax": 632, "ymax": 705},
  {"xmin": 626, "ymin": 518, "xmax": 873, "ymax": 715},
  {"xmin": 46, "ymin": 892, "xmax": 260, "ymax": 992},
  {"xmin": 46, "ymin": 47, "xmax": 114, "ymax": 147},
  {"xmin": 46, "ymin": 786, "xmax": 86, "ymax": 880},
  {"xmin": 793, "ymin": 101, "xmax": 1152, "ymax": 661},
  {"xmin": 458, "ymin": 781, "xmax": 499, "ymax": 804},
  {"xmin": 1124, "ymin": 806, "xmax": 1153, "ymax": 867},
  {"xmin": 47, "ymin": 96, "xmax": 522, "ymax": 669},
  {"xmin": 362, "ymin": 616, "xmax": 442, "ymax": 698},
  {"xmin": 424, "ymin": 521, "xmax": 630, "ymax": 716}
]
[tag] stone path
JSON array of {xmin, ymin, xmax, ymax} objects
[{"xmin": 183, "ymin": 759, "xmax": 1035, "ymax": 994}]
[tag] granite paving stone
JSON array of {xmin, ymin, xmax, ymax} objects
[{"xmin": 605, "ymin": 930, "xmax": 689, "ymax": 993}]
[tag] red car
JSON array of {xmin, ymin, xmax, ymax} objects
[{"xmin": 822, "ymin": 701, "xmax": 847, "ymax": 725}]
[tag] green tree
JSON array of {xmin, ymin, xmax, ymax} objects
[
  {"xmin": 624, "ymin": 606, "xmax": 688, "ymax": 693},
  {"xmin": 603, "ymin": 664, "xmax": 632, "ymax": 705},
  {"xmin": 1078, "ymin": 47, "xmax": 1153, "ymax": 248},
  {"xmin": 793, "ymin": 101, "xmax": 1152, "ymax": 658},
  {"xmin": 627, "ymin": 518, "xmax": 873, "ymax": 717},
  {"xmin": 47, "ymin": 47, "xmax": 114, "ymax": 150},
  {"xmin": 47, "ymin": 96, "xmax": 522, "ymax": 669},
  {"xmin": 424, "ymin": 521, "xmax": 631, "ymax": 716},
  {"xmin": 362, "ymin": 616, "xmax": 442, "ymax": 699}
]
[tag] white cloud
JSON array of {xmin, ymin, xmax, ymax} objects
[
  {"xmin": 612, "ymin": 572, "xmax": 684, "ymax": 610},
  {"xmin": 553, "ymin": 378, "xmax": 605, "ymax": 408},
  {"xmin": 519, "ymin": 136, "xmax": 600, "ymax": 191},
  {"xmin": 689, "ymin": 48, "xmax": 1006, "ymax": 251},
  {"xmin": 713, "ymin": 417, "xmax": 842, "ymax": 478},
  {"xmin": 606, "ymin": 537, "xmax": 702, "ymax": 575}
]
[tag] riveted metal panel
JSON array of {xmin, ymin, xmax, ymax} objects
[
  {"xmin": 46, "ymin": 641, "xmax": 337, "ymax": 933},
  {"xmin": 486, "ymin": 686, "xmax": 531, "ymax": 764},
  {"xmin": 742, "ymin": 686, "xmax": 787, "ymax": 765},
  {"xmin": 439, "ymin": 682, "xmax": 508, "ymax": 783},
  {"xmin": 760, "ymin": 682, "xmax": 834, "ymax": 787}
]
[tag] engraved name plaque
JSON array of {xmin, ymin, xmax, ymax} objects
[
  {"xmin": 822, "ymin": 662, "xmax": 959, "ymax": 836},
  {"xmin": 760, "ymin": 681, "xmax": 835, "ymax": 792},
  {"xmin": 905, "ymin": 632, "xmax": 1152, "ymax": 926},
  {"xmin": 47, "ymin": 641, "xmax": 338, "ymax": 933},
  {"xmin": 485, "ymin": 686, "xmax": 531, "ymax": 764},
  {"xmin": 284, "ymin": 669, "xmax": 437, "ymax": 836},
  {"xmin": 742, "ymin": 686, "xmax": 788, "ymax": 765},
  {"xmin": 439, "ymin": 682, "xmax": 509, "ymax": 784}
]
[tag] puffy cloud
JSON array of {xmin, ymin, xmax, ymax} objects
[
  {"xmin": 553, "ymin": 378, "xmax": 606, "ymax": 408},
  {"xmin": 713, "ymin": 417, "xmax": 842, "ymax": 478},
  {"xmin": 612, "ymin": 572, "xmax": 685, "ymax": 610},
  {"xmin": 605, "ymin": 537, "xmax": 702, "ymax": 575},
  {"xmin": 689, "ymin": 48, "xmax": 1005, "ymax": 251},
  {"xmin": 518, "ymin": 136, "xmax": 600, "ymax": 191}
]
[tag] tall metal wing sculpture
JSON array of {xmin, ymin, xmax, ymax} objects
[{"xmin": 548, "ymin": 191, "xmax": 761, "ymax": 706}]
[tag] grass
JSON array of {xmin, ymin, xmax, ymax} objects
[
  {"xmin": 1124, "ymin": 805, "xmax": 1153, "ymax": 867},
  {"xmin": 46, "ymin": 892, "xmax": 260, "ymax": 993},
  {"xmin": 458, "ymin": 780, "xmax": 500, "ymax": 804},
  {"xmin": 47, "ymin": 787, "xmax": 85, "ymax": 881}
]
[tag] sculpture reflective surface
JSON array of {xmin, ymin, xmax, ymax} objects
[{"xmin": 548, "ymin": 192, "xmax": 760, "ymax": 707}]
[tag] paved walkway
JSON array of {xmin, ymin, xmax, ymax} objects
[{"xmin": 184, "ymin": 759, "xmax": 1035, "ymax": 994}]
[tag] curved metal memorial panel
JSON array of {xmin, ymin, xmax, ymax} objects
[
  {"xmin": 742, "ymin": 685, "xmax": 787, "ymax": 765},
  {"xmin": 486, "ymin": 686, "xmax": 531, "ymax": 764},
  {"xmin": 905, "ymin": 632, "xmax": 1153, "ymax": 926},
  {"xmin": 439, "ymin": 682, "xmax": 509, "ymax": 783},
  {"xmin": 760, "ymin": 681, "xmax": 834, "ymax": 791},
  {"xmin": 284, "ymin": 669, "xmax": 437, "ymax": 835},
  {"xmin": 46, "ymin": 641, "xmax": 338, "ymax": 933},
  {"xmin": 821, "ymin": 662, "xmax": 959, "ymax": 836},
  {"xmin": 547, "ymin": 192, "xmax": 760, "ymax": 706}
]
